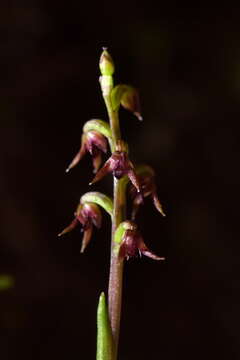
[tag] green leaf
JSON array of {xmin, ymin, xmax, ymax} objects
[
  {"xmin": 80, "ymin": 192, "xmax": 113, "ymax": 217},
  {"xmin": 97, "ymin": 292, "xmax": 113, "ymax": 360}
]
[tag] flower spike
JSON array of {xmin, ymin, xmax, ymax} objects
[{"xmin": 89, "ymin": 140, "xmax": 141, "ymax": 193}]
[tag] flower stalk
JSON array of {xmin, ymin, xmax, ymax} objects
[
  {"xmin": 60, "ymin": 48, "xmax": 165, "ymax": 360},
  {"xmin": 99, "ymin": 55, "xmax": 125, "ymax": 356}
]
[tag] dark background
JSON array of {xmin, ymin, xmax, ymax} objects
[{"xmin": 1, "ymin": 2, "xmax": 240, "ymax": 359}]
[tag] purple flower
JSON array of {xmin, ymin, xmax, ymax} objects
[
  {"xmin": 58, "ymin": 202, "xmax": 102, "ymax": 253},
  {"xmin": 66, "ymin": 131, "xmax": 108, "ymax": 173},
  {"xmin": 129, "ymin": 169, "xmax": 165, "ymax": 219},
  {"xmin": 119, "ymin": 221, "xmax": 165, "ymax": 261},
  {"xmin": 90, "ymin": 141, "xmax": 141, "ymax": 193}
]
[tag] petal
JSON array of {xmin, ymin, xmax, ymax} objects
[
  {"xmin": 81, "ymin": 203, "xmax": 102, "ymax": 229},
  {"xmin": 140, "ymin": 249, "xmax": 165, "ymax": 261},
  {"xmin": 86, "ymin": 131, "xmax": 108, "ymax": 154},
  {"xmin": 66, "ymin": 135, "xmax": 87, "ymax": 173},
  {"xmin": 152, "ymin": 192, "xmax": 166, "ymax": 217},
  {"xmin": 80, "ymin": 226, "xmax": 93, "ymax": 253},
  {"xmin": 89, "ymin": 158, "xmax": 112, "ymax": 185},
  {"xmin": 58, "ymin": 218, "xmax": 79, "ymax": 237},
  {"xmin": 131, "ymin": 193, "xmax": 144, "ymax": 220},
  {"xmin": 131, "ymin": 203, "xmax": 140, "ymax": 221},
  {"xmin": 138, "ymin": 238, "xmax": 165, "ymax": 261},
  {"xmin": 127, "ymin": 168, "xmax": 142, "ymax": 193},
  {"xmin": 92, "ymin": 153, "xmax": 102, "ymax": 174}
]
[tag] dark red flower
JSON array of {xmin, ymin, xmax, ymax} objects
[
  {"xmin": 119, "ymin": 221, "xmax": 164, "ymax": 261},
  {"xmin": 89, "ymin": 141, "xmax": 141, "ymax": 192},
  {"xmin": 66, "ymin": 131, "xmax": 108, "ymax": 173},
  {"xmin": 58, "ymin": 202, "xmax": 102, "ymax": 253},
  {"xmin": 129, "ymin": 168, "xmax": 165, "ymax": 219}
]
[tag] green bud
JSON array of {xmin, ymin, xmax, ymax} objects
[
  {"xmin": 80, "ymin": 192, "xmax": 113, "ymax": 217},
  {"xmin": 96, "ymin": 292, "xmax": 113, "ymax": 360},
  {"xmin": 111, "ymin": 84, "xmax": 143, "ymax": 120},
  {"xmin": 99, "ymin": 48, "xmax": 115, "ymax": 76}
]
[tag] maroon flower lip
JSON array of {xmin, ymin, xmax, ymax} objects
[{"xmin": 130, "ymin": 169, "xmax": 166, "ymax": 219}]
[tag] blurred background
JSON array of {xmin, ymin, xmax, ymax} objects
[{"xmin": 1, "ymin": 2, "xmax": 240, "ymax": 359}]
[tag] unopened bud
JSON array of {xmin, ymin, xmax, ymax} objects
[
  {"xmin": 99, "ymin": 48, "xmax": 115, "ymax": 76},
  {"xmin": 111, "ymin": 84, "xmax": 143, "ymax": 121},
  {"xmin": 121, "ymin": 86, "xmax": 142, "ymax": 121}
]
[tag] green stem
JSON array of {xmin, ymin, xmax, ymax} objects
[
  {"xmin": 103, "ymin": 91, "xmax": 125, "ymax": 360},
  {"xmin": 103, "ymin": 96, "xmax": 121, "ymax": 149},
  {"xmin": 108, "ymin": 177, "xmax": 126, "ymax": 359}
]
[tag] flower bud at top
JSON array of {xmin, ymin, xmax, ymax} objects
[{"xmin": 99, "ymin": 48, "xmax": 115, "ymax": 76}]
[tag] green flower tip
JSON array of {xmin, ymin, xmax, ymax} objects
[{"xmin": 99, "ymin": 48, "xmax": 115, "ymax": 76}]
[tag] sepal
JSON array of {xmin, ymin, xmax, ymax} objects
[{"xmin": 89, "ymin": 140, "xmax": 141, "ymax": 192}]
